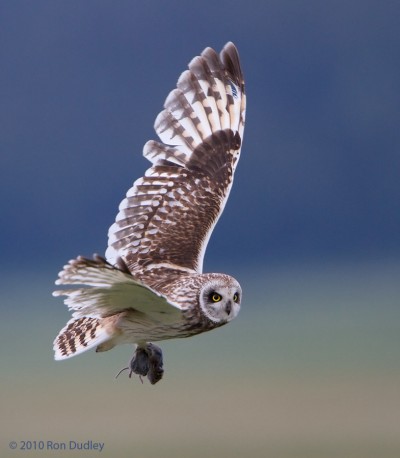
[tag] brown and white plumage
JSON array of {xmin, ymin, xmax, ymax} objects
[
  {"xmin": 106, "ymin": 42, "xmax": 245, "ymax": 275},
  {"xmin": 53, "ymin": 42, "xmax": 246, "ymax": 384}
]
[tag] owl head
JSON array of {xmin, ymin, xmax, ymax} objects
[{"xmin": 198, "ymin": 273, "xmax": 242, "ymax": 323}]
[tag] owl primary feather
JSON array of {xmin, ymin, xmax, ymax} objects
[{"xmin": 53, "ymin": 42, "xmax": 246, "ymax": 384}]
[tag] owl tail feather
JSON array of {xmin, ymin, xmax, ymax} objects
[{"xmin": 53, "ymin": 316, "xmax": 112, "ymax": 360}]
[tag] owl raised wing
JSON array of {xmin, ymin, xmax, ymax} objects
[{"xmin": 106, "ymin": 42, "xmax": 245, "ymax": 276}]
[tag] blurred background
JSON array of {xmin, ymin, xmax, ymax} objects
[{"xmin": 1, "ymin": 1, "xmax": 399, "ymax": 457}]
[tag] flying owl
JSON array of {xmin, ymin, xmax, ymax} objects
[{"xmin": 53, "ymin": 42, "xmax": 246, "ymax": 384}]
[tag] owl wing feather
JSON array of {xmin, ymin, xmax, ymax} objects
[
  {"xmin": 53, "ymin": 256, "xmax": 183, "ymax": 360},
  {"xmin": 53, "ymin": 255, "xmax": 182, "ymax": 321},
  {"xmin": 106, "ymin": 42, "xmax": 246, "ymax": 275}
]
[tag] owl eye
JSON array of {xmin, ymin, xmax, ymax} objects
[
  {"xmin": 233, "ymin": 293, "xmax": 239, "ymax": 302},
  {"xmin": 211, "ymin": 293, "xmax": 222, "ymax": 302}
]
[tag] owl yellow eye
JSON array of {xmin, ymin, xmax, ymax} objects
[
  {"xmin": 211, "ymin": 293, "xmax": 222, "ymax": 302},
  {"xmin": 233, "ymin": 293, "xmax": 239, "ymax": 302}
]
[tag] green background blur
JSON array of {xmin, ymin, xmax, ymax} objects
[{"xmin": 2, "ymin": 260, "xmax": 399, "ymax": 457}]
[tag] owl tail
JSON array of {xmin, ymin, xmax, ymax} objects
[{"xmin": 53, "ymin": 316, "xmax": 112, "ymax": 360}]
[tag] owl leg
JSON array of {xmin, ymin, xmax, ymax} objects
[{"xmin": 127, "ymin": 343, "xmax": 164, "ymax": 385}]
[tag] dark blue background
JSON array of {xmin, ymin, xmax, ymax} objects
[{"xmin": 1, "ymin": 0, "xmax": 399, "ymax": 273}]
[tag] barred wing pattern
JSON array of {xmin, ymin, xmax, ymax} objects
[
  {"xmin": 53, "ymin": 256, "xmax": 181, "ymax": 321},
  {"xmin": 106, "ymin": 42, "xmax": 246, "ymax": 275},
  {"xmin": 52, "ymin": 255, "xmax": 183, "ymax": 360}
]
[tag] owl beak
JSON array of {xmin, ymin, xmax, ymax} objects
[{"xmin": 225, "ymin": 301, "xmax": 232, "ymax": 315}]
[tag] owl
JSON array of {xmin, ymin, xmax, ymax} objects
[{"xmin": 53, "ymin": 42, "xmax": 246, "ymax": 384}]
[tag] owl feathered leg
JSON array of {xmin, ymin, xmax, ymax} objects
[{"xmin": 117, "ymin": 343, "xmax": 164, "ymax": 385}]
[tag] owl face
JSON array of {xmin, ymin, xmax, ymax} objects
[{"xmin": 198, "ymin": 274, "xmax": 242, "ymax": 323}]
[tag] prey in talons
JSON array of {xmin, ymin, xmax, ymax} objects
[{"xmin": 116, "ymin": 343, "xmax": 164, "ymax": 385}]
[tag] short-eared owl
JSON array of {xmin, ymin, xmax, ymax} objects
[{"xmin": 53, "ymin": 42, "xmax": 246, "ymax": 384}]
